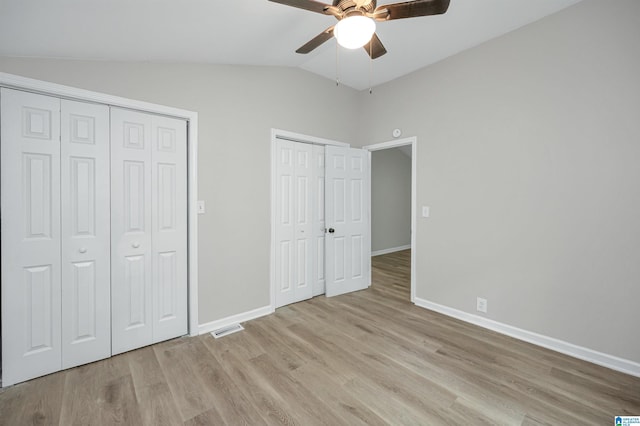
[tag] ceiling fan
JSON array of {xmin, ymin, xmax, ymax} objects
[{"xmin": 268, "ymin": 0, "xmax": 451, "ymax": 59}]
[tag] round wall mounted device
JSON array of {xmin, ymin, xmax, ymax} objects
[{"xmin": 392, "ymin": 128, "xmax": 402, "ymax": 138}]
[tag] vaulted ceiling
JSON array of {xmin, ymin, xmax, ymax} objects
[{"xmin": 0, "ymin": 0, "xmax": 582, "ymax": 90}]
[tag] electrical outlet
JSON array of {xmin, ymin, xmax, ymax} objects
[{"xmin": 476, "ymin": 297, "xmax": 487, "ymax": 313}]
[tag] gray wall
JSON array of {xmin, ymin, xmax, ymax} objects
[
  {"xmin": 0, "ymin": 59, "xmax": 360, "ymax": 325},
  {"xmin": 355, "ymin": 0, "xmax": 640, "ymax": 363},
  {"xmin": 371, "ymin": 148, "xmax": 411, "ymax": 253}
]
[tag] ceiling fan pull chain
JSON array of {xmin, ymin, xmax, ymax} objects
[
  {"xmin": 335, "ymin": 39, "xmax": 340, "ymax": 86},
  {"xmin": 369, "ymin": 38, "xmax": 373, "ymax": 94}
]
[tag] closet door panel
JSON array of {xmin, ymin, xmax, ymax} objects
[
  {"xmin": 151, "ymin": 116, "xmax": 188, "ymax": 342},
  {"xmin": 312, "ymin": 145, "xmax": 326, "ymax": 296},
  {"xmin": 1, "ymin": 88, "xmax": 62, "ymax": 386},
  {"xmin": 294, "ymin": 144, "xmax": 313, "ymax": 300},
  {"xmin": 61, "ymin": 100, "xmax": 111, "ymax": 368},
  {"xmin": 111, "ymin": 108, "xmax": 153, "ymax": 355},
  {"xmin": 274, "ymin": 140, "xmax": 296, "ymax": 308},
  {"xmin": 274, "ymin": 140, "xmax": 314, "ymax": 308}
]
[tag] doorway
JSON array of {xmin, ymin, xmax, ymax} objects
[{"xmin": 364, "ymin": 138, "xmax": 417, "ymax": 302}]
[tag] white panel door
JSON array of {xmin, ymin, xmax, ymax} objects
[
  {"xmin": 60, "ymin": 99, "xmax": 111, "ymax": 369},
  {"xmin": 325, "ymin": 146, "xmax": 371, "ymax": 297},
  {"xmin": 294, "ymin": 142, "xmax": 314, "ymax": 304},
  {"xmin": 151, "ymin": 115, "xmax": 188, "ymax": 342},
  {"xmin": 312, "ymin": 145, "xmax": 326, "ymax": 296},
  {"xmin": 1, "ymin": 88, "xmax": 62, "ymax": 386},
  {"xmin": 274, "ymin": 139, "xmax": 314, "ymax": 308},
  {"xmin": 111, "ymin": 108, "xmax": 154, "ymax": 355}
]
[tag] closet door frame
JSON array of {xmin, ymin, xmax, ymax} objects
[{"xmin": 0, "ymin": 72, "xmax": 200, "ymax": 338}]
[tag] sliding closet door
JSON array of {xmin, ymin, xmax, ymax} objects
[
  {"xmin": 1, "ymin": 88, "xmax": 62, "ymax": 386},
  {"xmin": 111, "ymin": 108, "xmax": 188, "ymax": 354},
  {"xmin": 60, "ymin": 99, "xmax": 111, "ymax": 369},
  {"xmin": 151, "ymin": 115, "xmax": 187, "ymax": 342},
  {"xmin": 274, "ymin": 139, "xmax": 314, "ymax": 308},
  {"xmin": 312, "ymin": 145, "xmax": 326, "ymax": 297},
  {"xmin": 1, "ymin": 87, "xmax": 189, "ymax": 383},
  {"xmin": 111, "ymin": 108, "xmax": 154, "ymax": 355}
]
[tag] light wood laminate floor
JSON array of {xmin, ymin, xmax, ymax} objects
[{"xmin": 1, "ymin": 249, "xmax": 639, "ymax": 425}]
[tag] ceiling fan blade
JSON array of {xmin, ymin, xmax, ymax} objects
[
  {"xmin": 372, "ymin": 0, "xmax": 450, "ymax": 21},
  {"xmin": 296, "ymin": 26, "xmax": 335, "ymax": 54},
  {"xmin": 268, "ymin": 0, "xmax": 333, "ymax": 15},
  {"xmin": 363, "ymin": 33, "xmax": 387, "ymax": 59}
]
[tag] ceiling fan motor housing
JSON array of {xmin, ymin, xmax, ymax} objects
[{"xmin": 334, "ymin": 0, "xmax": 376, "ymax": 14}]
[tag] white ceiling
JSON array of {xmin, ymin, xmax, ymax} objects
[{"xmin": 0, "ymin": 0, "xmax": 582, "ymax": 90}]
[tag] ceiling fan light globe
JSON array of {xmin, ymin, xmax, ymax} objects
[{"xmin": 334, "ymin": 16, "xmax": 376, "ymax": 49}]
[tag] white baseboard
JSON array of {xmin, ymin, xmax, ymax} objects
[
  {"xmin": 372, "ymin": 244, "xmax": 411, "ymax": 257},
  {"xmin": 414, "ymin": 297, "xmax": 640, "ymax": 378},
  {"xmin": 198, "ymin": 305, "xmax": 274, "ymax": 335}
]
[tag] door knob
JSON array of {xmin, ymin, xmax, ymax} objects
[
  {"xmin": 328, "ymin": 228, "xmax": 335, "ymax": 234},
  {"xmin": 79, "ymin": 247, "xmax": 87, "ymax": 254},
  {"xmin": 132, "ymin": 242, "xmax": 140, "ymax": 248}
]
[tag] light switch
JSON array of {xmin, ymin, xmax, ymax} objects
[
  {"xmin": 197, "ymin": 200, "xmax": 206, "ymax": 214},
  {"xmin": 422, "ymin": 206, "xmax": 430, "ymax": 218}
]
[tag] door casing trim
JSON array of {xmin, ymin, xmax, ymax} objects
[{"xmin": 364, "ymin": 137, "xmax": 417, "ymax": 303}]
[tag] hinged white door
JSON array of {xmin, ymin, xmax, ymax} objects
[
  {"xmin": 274, "ymin": 139, "xmax": 314, "ymax": 308},
  {"xmin": 325, "ymin": 146, "xmax": 371, "ymax": 297},
  {"xmin": 111, "ymin": 108, "xmax": 154, "ymax": 355},
  {"xmin": 1, "ymin": 88, "xmax": 62, "ymax": 386},
  {"xmin": 151, "ymin": 115, "xmax": 188, "ymax": 342},
  {"xmin": 60, "ymin": 99, "xmax": 111, "ymax": 369}
]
